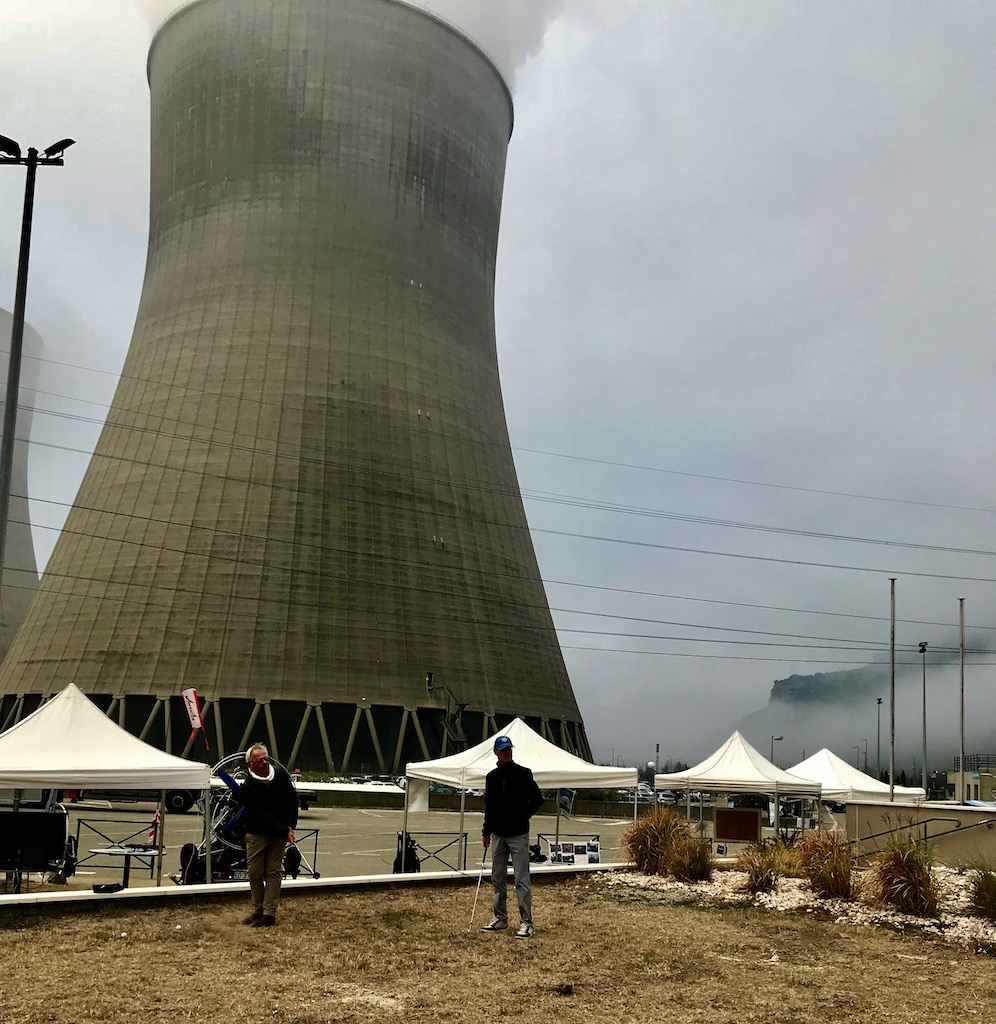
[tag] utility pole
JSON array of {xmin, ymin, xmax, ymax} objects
[
  {"xmin": 959, "ymin": 598, "xmax": 966, "ymax": 803},
  {"xmin": 919, "ymin": 641, "xmax": 928, "ymax": 794},
  {"xmin": 889, "ymin": 578, "xmax": 896, "ymax": 801}
]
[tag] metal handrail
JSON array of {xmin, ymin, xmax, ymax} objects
[{"xmin": 850, "ymin": 815, "xmax": 996, "ymax": 853}]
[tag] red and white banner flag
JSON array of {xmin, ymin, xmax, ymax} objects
[{"xmin": 181, "ymin": 687, "xmax": 210, "ymax": 749}]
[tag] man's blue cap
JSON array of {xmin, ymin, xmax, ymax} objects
[{"xmin": 494, "ymin": 735, "xmax": 513, "ymax": 751}]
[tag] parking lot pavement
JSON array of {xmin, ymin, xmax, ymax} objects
[{"xmin": 62, "ymin": 800, "xmax": 635, "ymax": 888}]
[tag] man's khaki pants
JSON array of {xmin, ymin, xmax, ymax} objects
[{"xmin": 246, "ymin": 832, "xmax": 286, "ymax": 917}]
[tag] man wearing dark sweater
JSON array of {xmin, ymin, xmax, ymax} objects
[
  {"xmin": 480, "ymin": 735, "xmax": 544, "ymax": 938},
  {"xmin": 240, "ymin": 743, "xmax": 298, "ymax": 927}
]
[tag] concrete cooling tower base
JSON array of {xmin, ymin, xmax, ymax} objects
[{"xmin": 0, "ymin": 692, "xmax": 588, "ymax": 773}]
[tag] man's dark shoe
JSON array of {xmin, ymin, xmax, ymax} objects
[
  {"xmin": 243, "ymin": 911, "xmax": 263, "ymax": 925},
  {"xmin": 252, "ymin": 914, "xmax": 277, "ymax": 928}
]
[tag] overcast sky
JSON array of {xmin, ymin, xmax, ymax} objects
[{"xmin": 1, "ymin": 0, "xmax": 994, "ymax": 770}]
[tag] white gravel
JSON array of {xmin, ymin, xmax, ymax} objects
[{"xmin": 595, "ymin": 867, "xmax": 996, "ymax": 953}]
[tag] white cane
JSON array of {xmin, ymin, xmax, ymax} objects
[{"xmin": 466, "ymin": 846, "xmax": 489, "ymax": 934}]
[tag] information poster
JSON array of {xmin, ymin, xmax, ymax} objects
[{"xmin": 548, "ymin": 838, "xmax": 600, "ymax": 865}]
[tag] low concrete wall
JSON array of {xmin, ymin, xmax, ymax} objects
[
  {"xmin": 309, "ymin": 789, "xmax": 405, "ymax": 810},
  {"xmin": 847, "ymin": 801, "xmax": 996, "ymax": 866},
  {"xmin": 309, "ymin": 790, "xmax": 644, "ymax": 819}
]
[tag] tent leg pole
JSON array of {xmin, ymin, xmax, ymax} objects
[
  {"xmin": 205, "ymin": 788, "xmax": 212, "ymax": 884},
  {"xmin": 401, "ymin": 782, "xmax": 410, "ymax": 872},
  {"xmin": 156, "ymin": 792, "xmax": 166, "ymax": 886},
  {"xmin": 458, "ymin": 783, "xmax": 466, "ymax": 870}
]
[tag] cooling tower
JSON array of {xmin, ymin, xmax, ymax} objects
[
  {"xmin": 0, "ymin": 310, "xmax": 41, "ymax": 663},
  {"xmin": 0, "ymin": 0, "xmax": 589, "ymax": 769}
]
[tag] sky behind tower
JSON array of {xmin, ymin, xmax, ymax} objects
[{"xmin": 0, "ymin": 0, "xmax": 994, "ymax": 768}]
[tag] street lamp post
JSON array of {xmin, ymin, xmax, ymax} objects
[
  {"xmin": 861, "ymin": 738, "xmax": 868, "ymax": 773},
  {"xmin": 0, "ymin": 134, "xmax": 74, "ymax": 599},
  {"xmin": 919, "ymin": 641, "xmax": 928, "ymax": 794},
  {"xmin": 876, "ymin": 697, "xmax": 883, "ymax": 779},
  {"xmin": 770, "ymin": 735, "xmax": 783, "ymax": 764}
]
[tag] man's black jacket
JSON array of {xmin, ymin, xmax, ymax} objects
[
  {"xmin": 482, "ymin": 760, "xmax": 544, "ymax": 838},
  {"xmin": 238, "ymin": 770, "xmax": 299, "ymax": 838}
]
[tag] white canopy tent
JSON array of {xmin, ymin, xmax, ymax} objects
[
  {"xmin": 403, "ymin": 718, "xmax": 638, "ymax": 864},
  {"xmin": 406, "ymin": 718, "xmax": 637, "ymax": 791},
  {"xmin": 789, "ymin": 748, "xmax": 926, "ymax": 803},
  {"xmin": 0, "ymin": 683, "xmax": 211, "ymax": 790},
  {"xmin": 654, "ymin": 730, "xmax": 821, "ymax": 800},
  {"xmin": 0, "ymin": 683, "xmax": 212, "ymax": 884}
]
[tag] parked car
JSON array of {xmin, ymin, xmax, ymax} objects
[
  {"xmin": 617, "ymin": 786, "xmax": 656, "ymax": 804},
  {"xmin": 72, "ymin": 778, "xmax": 314, "ymax": 814}
]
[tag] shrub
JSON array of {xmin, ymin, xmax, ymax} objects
[
  {"xmin": 622, "ymin": 806, "xmax": 713, "ymax": 881},
  {"xmin": 736, "ymin": 842, "xmax": 783, "ymax": 894},
  {"xmin": 794, "ymin": 829, "xmax": 854, "ymax": 900},
  {"xmin": 622, "ymin": 805, "xmax": 688, "ymax": 875},
  {"xmin": 865, "ymin": 832, "xmax": 938, "ymax": 916},
  {"xmin": 667, "ymin": 833, "xmax": 714, "ymax": 882},
  {"xmin": 966, "ymin": 863, "xmax": 996, "ymax": 921}
]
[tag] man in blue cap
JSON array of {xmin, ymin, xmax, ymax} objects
[{"xmin": 480, "ymin": 734, "xmax": 545, "ymax": 938}]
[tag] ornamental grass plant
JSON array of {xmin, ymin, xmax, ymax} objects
[
  {"xmin": 865, "ymin": 831, "xmax": 939, "ymax": 916},
  {"xmin": 622, "ymin": 806, "xmax": 713, "ymax": 881},
  {"xmin": 966, "ymin": 863, "xmax": 996, "ymax": 921},
  {"xmin": 735, "ymin": 842, "xmax": 783, "ymax": 893},
  {"xmin": 794, "ymin": 829, "xmax": 855, "ymax": 900}
]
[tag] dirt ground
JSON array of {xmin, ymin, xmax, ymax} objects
[{"xmin": 2, "ymin": 873, "xmax": 994, "ymax": 1024}]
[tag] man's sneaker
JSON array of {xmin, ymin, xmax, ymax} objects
[
  {"xmin": 251, "ymin": 914, "xmax": 277, "ymax": 928},
  {"xmin": 242, "ymin": 911, "xmax": 263, "ymax": 925},
  {"xmin": 479, "ymin": 918, "xmax": 507, "ymax": 932},
  {"xmin": 515, "ymin": 923, "xmax": 534, "ymax": 939}
]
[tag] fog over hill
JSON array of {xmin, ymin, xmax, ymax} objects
[{"xmin": 733, "ymin": 639, "xmax": 992, "ymax": 775}]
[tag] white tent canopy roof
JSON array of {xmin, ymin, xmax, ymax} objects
[
  {"xmin": 0, "ymin": 683, "xmax": 211, "ymax": 789},
  {"xmin": 789, "ymin": 748, "xmax": 925, "ymax": 803},
  {"xmin": 406, "ymin": 718, "xmax": 637, "ymax": 790},
  {"xmin": 654, "ymin": 730, "xmax": 821, "ymax": 797}
]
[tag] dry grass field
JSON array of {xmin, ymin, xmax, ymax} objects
[{"xmin": 2, "ymin": 873, "xmax": 995, "ymax": 1024}]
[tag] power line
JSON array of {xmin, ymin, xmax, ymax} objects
[
  {"xmin": 516, "ymin": 447, "xmax": 996, "ymax": 516},
  {"xmin": 11, "ymin": 346, "xmax": 996, "ymax": 517},
  {"xmin": 534, "ymin": 527, "xmax": 996, "ymax": 584}
]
